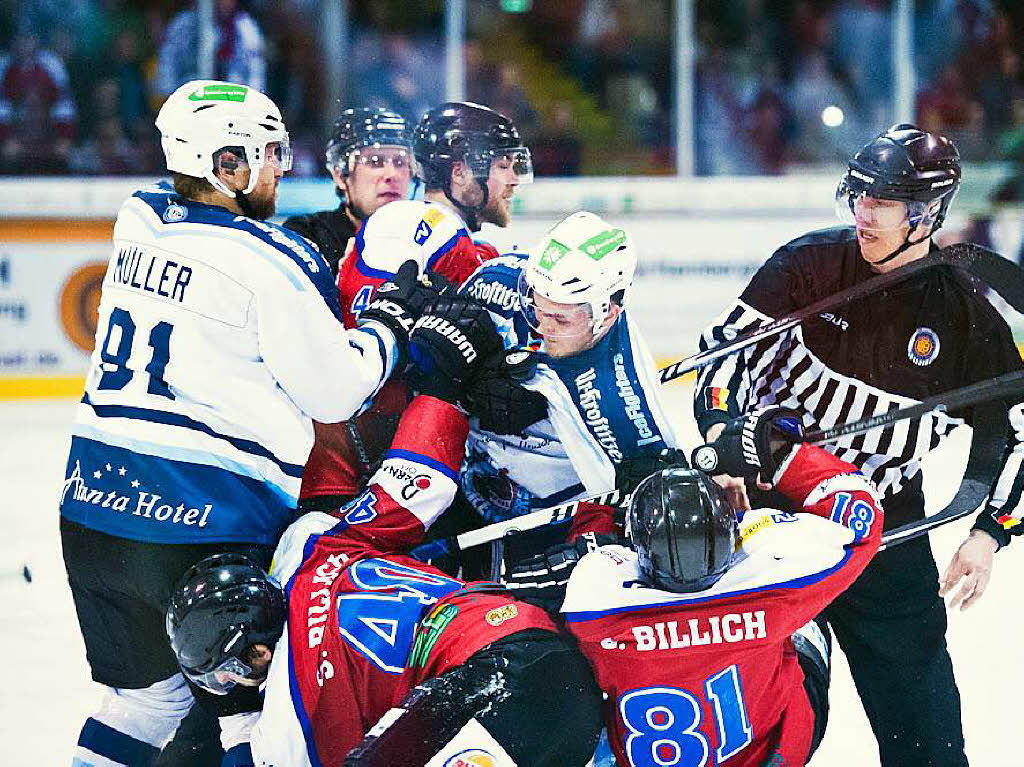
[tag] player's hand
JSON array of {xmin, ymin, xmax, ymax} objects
[
  {"xmin": 939, "ymin": 529, "xmax": 999, "ymax": 611},
  {"xmin": 407, "ymin": 295, "xmax": 503, "ymax": 405},
  {"xmin": 691, "ymin": 408, "xmax": 803, "ymax": 487},
  {"xmin": 504, "ymin": 532, "xmax": 621, "ymax": 612},
  {"xmin": 465, "ymin": 348, "xmax": 548, "ymax": 434},
  {"xmin": 356, "ymin": 261, "xmax": 453, "ymax": 368},
  {"xmin": 701, "ymin": 423, "xmax": 753, "ymax": 511}
]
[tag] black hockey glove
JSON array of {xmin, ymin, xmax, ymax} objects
[
  {"xmin": 465, "ymin": 348, "xmax": 548, "ymax": 435},
  {"xmin": 691, "ymin": 407, "xmax": 803, "ymax": 480},
  {"xmin": 503, "ymin": 532, "xmax": 621, "ymax": 613},
  {"xmin": 356, "ymin": 261, "xmax": 453, "ymax": 369},
  {"xmin": 614, "ymin": 449, "xmax": 690, "ymax": 498},
  {"xmin": 407, "ymin": 295, "xmax": 503, "ymax": 404}
]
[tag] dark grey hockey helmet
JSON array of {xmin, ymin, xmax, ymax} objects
[
  {"xmin": 837, "ymin": 123, "xmax": 961, "ymax": 235},
  {"xmin": 627, "ymin": 468, "xmax": 738, "ymax": 593},
  {"xmin": 414, "ymin": 102, "xmax": 532, "ymax": 188},
  {"xmin": 166, "ymin": 553, "xmax": 286, "ymax": 695},
  {"xmin": 325, "ymin": 107, "xmax": 412, "ymax": 174}
]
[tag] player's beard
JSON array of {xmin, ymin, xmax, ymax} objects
[
  {"xmin": 480, "ymin": 191, "xmax": 511, "ymax": 228},
  {"xmin": 238, "ymin": 185, "xmax": 277, "ymax": 221}
]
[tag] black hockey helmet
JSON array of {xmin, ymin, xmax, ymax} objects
[
  {"xmin": 413, "ymin": 101, "xmax": 532, "ymax": 208},
  {"xmin": 837, "ymin": 123, "xmax": 961, "ymax": 236},
  {"xmin": 325, "ymin": 107, "xmax": 412, "ymax": 175},
  {"xmin": 166, "ymin": 553, "xmax": 286, "ymax": 695},
  {"xmin": 627, "ymin": 468, "xmax": 738, "ymax": 593}
]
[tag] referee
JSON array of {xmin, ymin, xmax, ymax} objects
[{"xmin": 694, "ymin": 124, "xmax": 1024, "ymax": 766}]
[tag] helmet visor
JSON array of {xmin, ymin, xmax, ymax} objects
[
  {"xmin": 487, "ymin": 147, "xmax": 534, "ymax": 184},
  {"xmin": 517, "ymin": 270, "xmax": 594, "ymax": 339},
  {"xmin": 268, "ymin": 137, "xmax": 293, "ymax": 172},
  {"xmin": 184, "ymin": 656, "xmax": 253, "ymax": 696},
  {"xmin": 835, "ymin": 179, "xmax": 935, "ymax": 232}
]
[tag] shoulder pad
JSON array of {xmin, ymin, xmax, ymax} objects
[{"xmin": 355, "ymin": 200, "xmax": 471, "ymax": 276}]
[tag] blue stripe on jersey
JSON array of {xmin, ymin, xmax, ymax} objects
[
  {"xmin": 81, "ymin": 393, "xmax": 304, "ymax": 478},
  {"xmin": 384, "ymin": 448, "xmax": 459, "ymax": 482},
  {"xmin": 425, "ymin": 229, "xmax": 469, "ymax": 270},
  {"xmin": 59, "ymin": 436, "xmax": 297, "ymax": 544},
  {"xmin": 562, "ymin": 546, "xmax": 856, "ymax": 623},
  {"xmin": 70, "ymin": 422, "xmax": 296, "ymax": 507},
  {"xmin": 131, "ymin": 188, "xmax": 344, "ymax": 322},
  {"xmin": 544, "ymin": 314, "xmax": 667, "ymax": 462},
  {"xmin": 76, "ymin": 718, "xmax": 160, "ymax": 766},
  {"xmin": 352, "ymin": 225, "xmax": 393, "ymax": 279},
  {"xmin": 288, "ymin": 648, "xmax": 326, "ymax": 767},
  {"xmin": 531, "ymin": 481, "xmax": 588, "ymax": 509}
]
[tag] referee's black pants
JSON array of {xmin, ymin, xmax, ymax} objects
[{"xmin": 822, "ymin": 528, "xmax": 968, "ymax": 766}]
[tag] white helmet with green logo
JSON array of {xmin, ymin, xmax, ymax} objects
[
  {"xmin": 520, "ymin": 211, "xmax": 636, "ymax": 336},
  {"xmin": 156, "ymin": 80, "xmax": 292, "ymax": 197}
]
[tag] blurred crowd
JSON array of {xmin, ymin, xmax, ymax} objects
[{"xmin": 0, "ymin": 0, "xmax": 1022, "ymax": 178}]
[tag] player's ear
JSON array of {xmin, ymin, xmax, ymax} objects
[{"xmin": 214, "ymin": 149, "xmax": 245, "ymax": 190}]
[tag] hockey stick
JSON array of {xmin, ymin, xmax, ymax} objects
[
  {"xmin": 426, "ymin": 372, "xmax": 1021, "ymax": 555},
  {"xmin": 799, "ymin": 369, "xmax": 1024, "ymax": 445},
  {"xmin": 879, "ymin": 398, "xmax": 1008, "ymax": 551},
  {"xmin": 409, "ymin": 489, "xmax": 625, "ymax": 562},
  {"xmin": 658, "ymin": 243, "xmax": 1024, "ymax": 384}
]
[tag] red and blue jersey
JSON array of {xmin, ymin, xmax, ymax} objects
[
  {"xmin": 300, "ymin": 199, "xmax": 498, "ymax": 502},
  {"xmin": 241, "ymin": 396, "xmax": 557, "ymax": 766},
  {"xmin": 564, "ymin": 445, "xmax": 882, "ymax": 767}
]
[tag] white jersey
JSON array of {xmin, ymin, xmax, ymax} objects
[
  {"xmin": 59, "ymin": 183, "xmax": 398, "ymax": 545},
  {"xmin": 459, "ymin": 254, "xmax": 679, "ymax": 519}
]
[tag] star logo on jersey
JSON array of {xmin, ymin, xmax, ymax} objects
[{"xmin": 908, "ymin": 327, "xmax": 940, "ymax": 366}]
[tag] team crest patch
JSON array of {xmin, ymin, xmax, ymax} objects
[
  {"xmin": 443, "ymin": 750, "xmax": 499, "ymax": 767},
  {"xmin": 485, "ymin": 604, "xmax": 518, "ymax": 626},
  {"xmin": 162, "ymin": 203, "xmax": 188, "ymax": 223},
  {"xmin": 907, "ymin": 327, "xmax": 940, "ymax": 366}
]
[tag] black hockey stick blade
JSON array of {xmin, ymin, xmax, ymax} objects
[
  {"xmin": 800, "ymin": 369, "xmax": 1024, "ymax": 445},
  {"xmin": 410, "ymin": 489, "xmax": 625, "ymax": 559},
  {"xmin": 880, "ymin": 398, "xmax": 1008, "ymax": 551},
  {"xmin": 659, "ymin": 242, "xmax": 1024, "ymax": 384}
]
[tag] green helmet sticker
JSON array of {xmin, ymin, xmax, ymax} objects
[
  {"xmin": 580, "ymin": 228, "xmax": 627, "ymax": 260},
  {"xmin": 188, "ymin": 84, "xmax": 248, "ymax": 102},
  {"xmin": 538, "ymin": 239, "xmax": 570, "ymax": 271}
]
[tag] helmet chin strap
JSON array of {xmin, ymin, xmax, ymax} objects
[
  {"xmin": 443, "ymin": 174, "xmax": 488, "ymax": 233},
  {"xmin": 873, "ymin": 221, "xmax": 929, "ymax": 266}
]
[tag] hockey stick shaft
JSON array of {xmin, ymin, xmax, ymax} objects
[
  {"xmin": 800, "ymin": 369, "xmax": 1024, "ymax": 445},
  {"xmin": 410, "ymin": 489, "xmax": 625, "ymax": 559},
  {"xmin": 658, "ymin": 243, "xmax": 1024, "ymax": 384}
]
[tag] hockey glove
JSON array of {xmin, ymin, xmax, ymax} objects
[
  {"xmin": 465, "ymin": 348, "xmax": 548, "ymax": 435},
  {"xmin": 407, "ymin": 296, "xmax": 503, "ymax": 404},
  {"xmin": 503, "ymin": 532, "xmax": 621, "ymax": 613},
  {"xmin": 614, "ymin": 449, "xmax": 690, "ymax": 498},
  {"xmin": 356, "ymin": 261, "xmax": 453, "ymax": 369},
  {"xmin": 691, "ymin": 407, "xmax": 803, "ymax": 480}
]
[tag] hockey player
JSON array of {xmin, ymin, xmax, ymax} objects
[
  {"xmin": 694, "ymin": 124, "xmax": 1024, "ymax": 766},
  {"xmin": 283, "ymin": 107, "xmax": 414, "ymax": 276},
  {"xmin": 299, "ymin": 102, "xmax": 536, "ymax": 512},
  {"xmin": 58, "ymin": 80, "xmax": 475, "ymax": 767},
  {"xmin": 455, "ymin": 212, "xmax": 679, "ymax": 545},
  {"xmin": 552, "ymin": 407, "xmax": 883, "ymax": 767},
  {"xmin": 165, "ymin": 387, "xmax": 603, "ymax": 765}
]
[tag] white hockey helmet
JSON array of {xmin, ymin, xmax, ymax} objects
[
  {"xmin": 156, "ymin": 80, "xmax": 292, "ymax": 197},
  {"xmin": 519, "ymin": 211, "xmax": 636, "ymax": 337}
]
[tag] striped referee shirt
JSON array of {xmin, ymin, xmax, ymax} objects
[{"xmin": 694, "ymin": 227, "xmax": 1024, "ymax": 545}]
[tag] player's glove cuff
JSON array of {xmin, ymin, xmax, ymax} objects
[{"xmin": 691, "ymin": 407, "xmax": 803, "ymax": 479}]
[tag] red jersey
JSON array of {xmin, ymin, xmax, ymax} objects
[
  {"xmin": 300, "ymin": 199, "xmax": 498, "ymax": 502},
  {"xmin": 248, "ymin": 395, "xmax": 557, "ymax": 766},
  {"xmin": 563, "ymin": 445, "xmax": 882, "ymax": 767}
]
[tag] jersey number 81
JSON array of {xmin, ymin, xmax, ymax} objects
[{"xmin": 619, "ymin": 664, "xmax": 752, "ymax": 766}]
